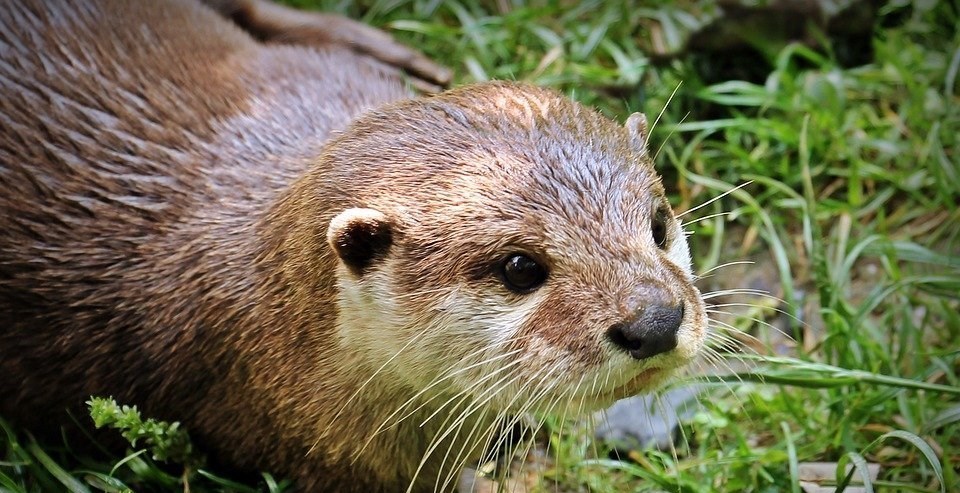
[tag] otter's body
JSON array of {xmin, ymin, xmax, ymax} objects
[{"xmin": 0, "ymin": 1, "xmax": 707, "ymax": 491}]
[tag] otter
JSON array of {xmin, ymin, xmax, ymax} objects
[{"xmin": 0, "ymin": 0, "xmax": 707, "ymax": 491}]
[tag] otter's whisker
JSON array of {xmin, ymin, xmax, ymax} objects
[
  {"xmin": 648, "ymin": 82, "xmax": 682, "ymax": 137},
  {"xmin": 703, "ymin": 323, "xmax": 758, "ymax": 354},
  {"xmin": 681, "ymin": 210, "xmax": 733, "ymax": 228},
  {"xmin": 360, "ymin": 352, "xmax": 531, "ymax": 461},
  {"xmin": 708, "ymin": 301, "xmax": 804, "ymax": 328},
  {"xmin": 438, "ymin": 357, "xmax": 556, "ymax": 492},
  {"xmin": 356, "ymin": 358, "xmax": 520, "ymax": 466},
  {"xmin": 418, "ymin": 357, "xmax": 529, "ymax": 429},
  {"xmin": 652, "ymin": 110, "xmax": 690, "ymax": 163},
  {"xmin": 452, "ymin": 361, "xmax": 560, "ymax": 492},
  {"xmin": 700, "ymin": 287, "xmax": 774, "ymax": 300},
  {"xmin": 706, "ymin": 307, "xmax": 797, "ymax": 342},
  {"xmin": 704, "ymin": 331, "xmax": 750, "ymax": 355},
  {"xmin": 372, "ymin": 346, "xmax": 525, "ymax": 435},
  {"xmin": 410, "ymin": 399, "xmax": 493, "ymax": 493},
  {"xmin": 654, "ymin": 392, "xmax": 682, "ymax": 464},
  {"xmin": 421, "ymin": 360, "xmax": 533, "ymax": 460},
  {"xmin": 649, "ymin": 82, "xmax": 684, "ymax": 164},
  {"xmin": 677, "ymin": 181, "xmax": 753, "ymax": 219},
  {"xmin": 436, "ymin": 408, "xmax": 498, "ymax": 493},
  {"xmin": 433, "ymin": 400, "xmax": 497, "ymax": 493},
  {"xmin": 511, "ymin": 363, "xmax": 572, "ymax": 486},
  {"xmin": 407, "ymin": 369, "xmax": 529, "ymax": 493},
  {"xmin": 588, "ymin": 368, "xmax": 601, "ymax": 401},
  {"xmin": 392, "ymin": 349, "xmax": 525, "ymax": 423},
  {"xmin": 697, "ymin": 344, "xmax": 748, "ymax": 382},
  {"xmin": 695, "ymin": 260, "xmax": 756, "ymax": 278}
]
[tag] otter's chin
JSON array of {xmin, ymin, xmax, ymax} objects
[
  {"xmin": 613, "ymin": 367, "xmax": 676, "ymax": 397},
  {"xmin": 584, "ymin": 365, "xmax": 681, "ymax": 408},
  {"xmin": 524, "ymin": 366, "xmax": 682, "ymax": 415}
]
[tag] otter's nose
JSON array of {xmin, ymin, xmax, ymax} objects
[{"xmin": 607, "ymin": 304, "xmax": 683, "ymax": 360}]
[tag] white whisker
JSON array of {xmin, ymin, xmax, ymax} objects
[
  {"xmin": 681, "ymin": 210, "xmax": 733, "ymax": 228},
  {"xmin": 677, "ymin": 181, "xmax": 753, "ymax": 218},
  {"xmin": 696, "ymin": 260, "xmax": 756, "ymax": 278}
]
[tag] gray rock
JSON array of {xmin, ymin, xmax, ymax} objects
[{"xmin": 594, "ymin": 386, "xmax": 702, "ymax": 452}]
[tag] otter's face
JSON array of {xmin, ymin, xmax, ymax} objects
[{"xmin": 324, "ymin": 82, "xmax": 706, "ymax": 413}]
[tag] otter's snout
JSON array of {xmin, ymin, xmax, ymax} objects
[{"xmin": 607, "ymin": 304, "xmax": 683, "ymax": 360}]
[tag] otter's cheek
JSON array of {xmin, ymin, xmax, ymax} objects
[
  {"xmin": 427, "ymin": 288, "xmax": 536, "ymax": 347},
  {"xmin": 331, "ymin": 260, "xmax": 412, "ymax": 363},
  {"xmin": 420, "ymin": 290, "xmax": 543, "ymax": 395}
]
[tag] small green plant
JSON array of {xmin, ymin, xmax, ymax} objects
[
  {"xmin": 82, "ymin": 397, "xmax": 290, "ymax": 493},
  {"xmin": 0, "ymin": 399, "xmax": 290, "ymax": 493},
  {"xmin": 87, "ymin": 397, "xmax": 201, "ymax": 467}
]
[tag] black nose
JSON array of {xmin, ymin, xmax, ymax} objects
[{"xmin": 607, "ymin": 304, "xmax": 683, "ymax": 360}]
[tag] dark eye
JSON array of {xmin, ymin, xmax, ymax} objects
[
  {"xmin": 500, "ymin": 254, "xmax": 547, "ymax": 293},
  {"xmin": 652, "ymin": 207, "xmax": 669, "ymax": 249}
]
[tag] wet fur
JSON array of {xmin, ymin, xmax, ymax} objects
[{"xmin": 0, "ymin": 0, "xmax": 706, "ymax": 491}]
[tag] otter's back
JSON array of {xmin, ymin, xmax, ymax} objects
[{"xmin": 0, "ymin": 0, "xmax": 406, "ymax": 414}]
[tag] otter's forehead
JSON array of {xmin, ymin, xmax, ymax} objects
[
  {"xmin": 402, "ymin": 83, "xmax": 665, "ymax": 257},
  {"xmin": 439, "ymin": 150, "xmax": 663, "ymax": 263}
]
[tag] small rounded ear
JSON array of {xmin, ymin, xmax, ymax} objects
[
  {"xmin": 327, "ymin": 208, "xmax": 393, "ymax": 276},
  {"xmin": 625, "ymin": 112, "xmax": 649, "ymax": 158}
]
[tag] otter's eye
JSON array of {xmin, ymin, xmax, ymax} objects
[
  {"xmin": 500, "ymin": 254, "xmax": 547, "ymax": 293},
  {"xmin": 652, "ymin": 207, "xmax": 669, "ymax": 250}
]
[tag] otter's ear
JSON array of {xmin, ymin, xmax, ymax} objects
[
  {"xmin": 625, "ymin": 112, "xmax": 649, "ymax": 158},
  {"xmin": 327, "ymin": 208, "xmax": 393, "ymax": 276}
]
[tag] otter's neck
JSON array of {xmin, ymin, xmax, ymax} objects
[{"xmin": 304, "ymin": 352, "xmax": 500, "ymax": 491}]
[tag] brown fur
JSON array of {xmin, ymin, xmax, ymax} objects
[
  {"xmin": 0, "ymin": 1, "xmax": 706, "ymax": 491},
  {"xmin": 199, "ymin": 0, "xmax": 451, "ymax": 87}
]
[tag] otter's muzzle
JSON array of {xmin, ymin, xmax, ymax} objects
[{"xmin": 606, "ymin": 304, "xmax": 683, "ymax": 360}]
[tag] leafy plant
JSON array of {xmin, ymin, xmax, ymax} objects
[{"xmin": 87, "ymin": 397, "xmax": 201, "ymax": 467}]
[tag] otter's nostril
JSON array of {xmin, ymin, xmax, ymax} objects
[{"xmin": 607, "ymin": 304, "xmax": 683, "ymax": 360}]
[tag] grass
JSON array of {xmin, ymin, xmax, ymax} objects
[{"xmin": 3, "ymin": 0, "xmax": 958, "ymax": 491}]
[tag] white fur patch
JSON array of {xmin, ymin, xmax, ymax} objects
[
  {"xmin": 665, "ymin": 217, "xmax": 694, "ymax": 279},
  {"xmin": 333, "ymin": 254, "xmax": 543, "ymax": 398}
]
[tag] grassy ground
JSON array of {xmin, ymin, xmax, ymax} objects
[{"xmin": 2, "ymin": 0, "xmax": 958, "ymax": 492}]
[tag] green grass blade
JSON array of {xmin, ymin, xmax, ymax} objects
[
  {"xmin": 924, "ymin": 404, "xmax": 960, "ymax": 433},
  {"xmin": 23, "ymin": 441, "xmax": 90, "ymax": 493},
  {"xmin": 195, "ymin": 470, "xmax": 260, "ymax": 493},
  {"xmin": 870, "ymin": 431, "xmax": 945, "ymax": 493},
  {"xmin": 836, "ymin": 452, "xmax": 874, "ymax": 493},
  {"xmin": 780, "ymin": 422, "xmax": 801, "ymax": 493}
]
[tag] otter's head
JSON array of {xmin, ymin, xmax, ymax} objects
[{"xmin": 320, "ymin": 82, "xmax": 706, "ymax": 413}]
